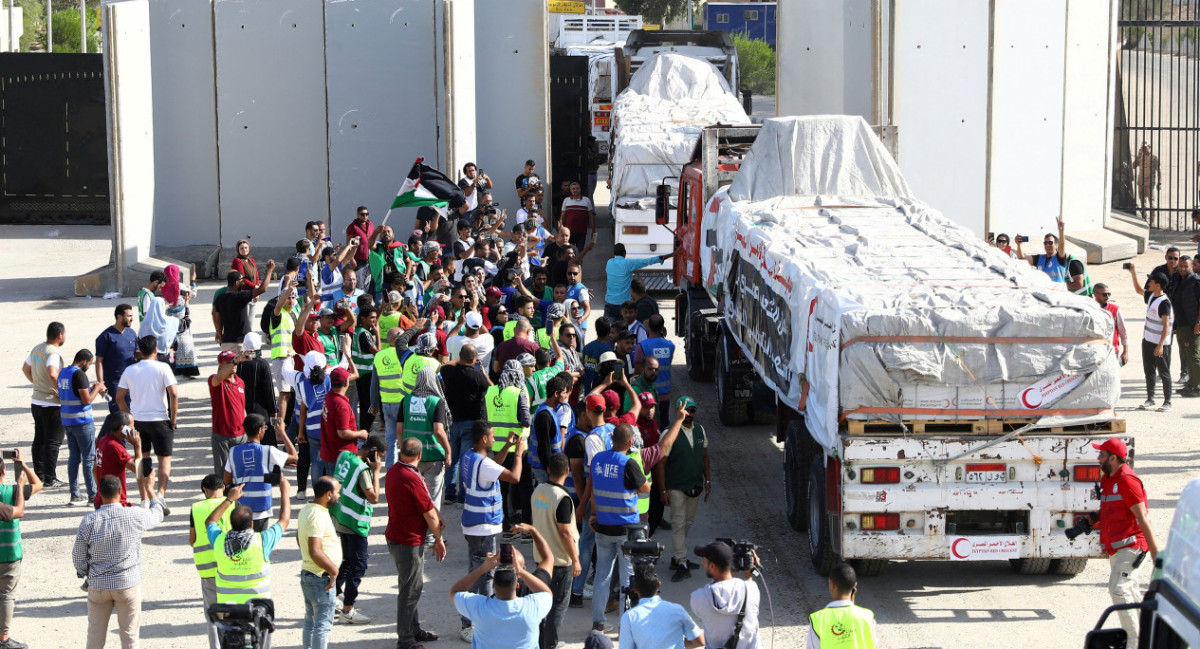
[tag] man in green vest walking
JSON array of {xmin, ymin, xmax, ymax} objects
[
  {"xmin": 397, "ymin": 367, "xmax": 453, "ymax": 511},
  {"xmin": 190, "ymin": 474, "xmax": 232, "ymax": 649},
  {"xmin": 330, "ymin": 437, "xmax": 386, "ymax": 625},
  {"xmin": 663, "ymin": 396, "xmax": 709, "ymax": 583},
  {"xmin": 0, "ymin": 451, "xmax": 40, "ymax": 649},
  {"xmin": 806, "ymin": 563, "xmax": 878, "ymax": 649}
]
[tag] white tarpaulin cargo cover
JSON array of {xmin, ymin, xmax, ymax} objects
[
  {"xmin": 610, "ymin": 53, "xmax": 750, "ymax": 198},
  {"xmin": 706, "ymin": 116, "xmax": 1119, "ymax": 453}
]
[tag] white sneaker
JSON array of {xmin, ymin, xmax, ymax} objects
[
  {"xmin": 582, "ymin": 583, "xmax": 594, "ymax": 600},
  {"xmin": 460, "ymin": 626, "xmax": 474, "ymax": 643},
  {"xmin": 338, "ymin": 607, "xmax": 371, "ymax": 624}
]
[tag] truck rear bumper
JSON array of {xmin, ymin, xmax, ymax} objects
[
  {"xmin": 613, "ymin": 202, "xmax": 674, "ymax": 271},
  {"xmin": 841, "ymin": 529, "xmax": 1105, "ymax": 560}
]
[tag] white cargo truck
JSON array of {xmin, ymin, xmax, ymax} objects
[
  {"xmin": 609, "ymin": 52, "xmax": 750, "ymax": 273},
  {"xmin": 664, "ymin": 115, "xmax": 1126, "ymax": 576}
]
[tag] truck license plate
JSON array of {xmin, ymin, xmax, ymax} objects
[{"xmin": 964, "ymin": 463, "xmax": 1007, "ymax": 483}]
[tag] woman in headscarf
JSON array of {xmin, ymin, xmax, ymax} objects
[
  {"xmin": 162, "ymin": 264, "xmax": 199, "ymax": 377},
  {"xmin": 137, "ymin": 295, "xmax": 180, "ymax": 362},
  {"xmin": 230, "ymin": 239, "xmax": 259, "ymax": 288},
  {"xmin": 402, "ymin": 365, "xmax": 453, "ymax": 510}
]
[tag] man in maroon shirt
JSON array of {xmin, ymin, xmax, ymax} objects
[
  {"xmin": 386, "ymin": 438, "xmax": 447, "ymax": 649},
  {"xmin": 346, "ymin": 206, "xmax": 376, "ymax": 290},
  {"xmin": 293, "ymin": 293, "xmax": 325, "ymax": 372},
  {"xmin": 320, "ymin": 367, "xmax": 366, "ymax": 465},
  {"xmin": 209, "ymin": 351, "xmax": 247, "ymax": 475},
  {"xmin": 491, "ymin": 318, "xmax": 540, "ymax": 376},
  {"xmin": 93, "ymin": 412, "xmax": 143, "ymax": 508}
]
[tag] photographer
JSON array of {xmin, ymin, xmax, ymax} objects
[
  {"xmin": 589, "ymin": 424, "xmax": 652, "ymax": 633},
  {"xmin": 689, "ymin": 542, "xmax": 761, "ymax": 649},
  {"xmin": 516, "ymin": 159, "xmax": 542, "ymax": 204},
  {"xmin": 620, "ymin": 564, "xmax": 705, "ymax": 649},
  {"xmin": 450, "ymin": 542, "xmax": 551, "ymax": 649},
  {"xmin": 460, "ymin": 162, "xmax": 493, "ymax": 211},
  {"xmin": 807, "ymin": 563, "xmax": 876, "ymax": 649}
]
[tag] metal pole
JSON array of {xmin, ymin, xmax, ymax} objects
[
  {"xmin": 80, "ymin": 0, "xmax": 85, "ymax": 53},
  {"xmin": 46, "ymin": 0, "xmax": 51, "ymax": 52},
  {"xmin": 7, "ymin": 0, "xmax": 13, "ymax": 52}
]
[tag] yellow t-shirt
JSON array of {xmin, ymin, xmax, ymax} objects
[{"xmin": 297, "ymin": 503, "xmax": 342, "ymax": 576}]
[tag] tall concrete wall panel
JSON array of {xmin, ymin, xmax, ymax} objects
[
  {"xmin": 213, "ymin": 0, "xmax": 330, "ymax": 249},
  {"xmin": 775, "ymin": 0, "xmax": 873, "ymax": 120}
]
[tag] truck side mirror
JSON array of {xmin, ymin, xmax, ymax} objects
[
  {"xmin": 1083, "ymin": 628, "xmax": 1127, "ymax": 649},
  {"xmin": 655, "ymin": 184, "xmax": 672, "ymax": 226}
]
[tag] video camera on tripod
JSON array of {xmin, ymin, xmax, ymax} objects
[
  {"xmin": 208, "ymin": 599, "xmax": 274, "ymax": 649},
  {"xmin": 621, "ymin": 524, "xmax": 663, "ymax": 565}
]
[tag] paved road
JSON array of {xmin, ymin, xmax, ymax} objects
[{"xmin": 0, "ymin": 215, "xmax": 1197, "ymax": 648}]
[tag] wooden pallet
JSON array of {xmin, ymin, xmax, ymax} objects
[{"xmin": 845, "ymin": 418, "xmax": 1126, "ymax": 436}]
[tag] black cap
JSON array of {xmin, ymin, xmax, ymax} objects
[{"xmin": 694, "ymin": 541, "xmax": 733, "ymax": 570}]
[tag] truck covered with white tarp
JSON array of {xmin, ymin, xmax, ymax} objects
[
  {"xmin": 609, "ymin": 52, "xmax": 750, "ymax": 271},
  {"xmin": 668, "ymin": 115, "xmax": 1126, "ymax": 576}
]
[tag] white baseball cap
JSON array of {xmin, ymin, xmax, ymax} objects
[
  {"xmin": 302, "ymin": 350, "xmax": 328, "ymax": 373},
  {"xmin": 465, "ymin": 311, "xmax": 483, "ymax": 329},
  {"xmin": 242, "ymin": 332, "xmax": 263, "ymax": 352}
]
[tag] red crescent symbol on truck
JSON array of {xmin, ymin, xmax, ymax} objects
[
  {"xmin": 951, "ymin": 538, "xmax": 971, "ymax": 559},
  {"xmin": 1020, "ymin": 387, "xmax": 1043, "ymax": 409}
]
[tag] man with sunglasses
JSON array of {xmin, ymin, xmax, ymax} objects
[
  {"xmin": 1092, "ymin": 284, "xmax": 1129, "ymax": 368},
  {"xmin": 564, "ymin": 262, "xmax": 592, "ymax": 338},
  {"xmin": 346, "ymin": 206, "xmax": 375, "ymax": 292},
  {"xmin": 1016, "ymin": 217, "xmax": 1091, "ymax": 295}
]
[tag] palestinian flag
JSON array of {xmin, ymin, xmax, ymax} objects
[{"xmin": 390, "ymin": 158, "xmax": 464, "ymax": 209}]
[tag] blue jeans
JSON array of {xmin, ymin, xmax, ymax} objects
[
  {"xmin": 461, "ymin": 533, "xmax": 497, "ymax": 628},
  {"xmin": 572, "ymin": 502, "xmax": 596, "ymax": 596},
  {"xmin": 65, "ymin": 421, "xmax": 97, "ymax": 499},
  {"xmin": 382, "ymin": 402, "xmax": 402, "ymax": 468},
  {"xmin": 593, "ymin": 531, "xmax": 631, "ymax": 624},
  {"xmin": 300, "ymin": 570, "xmax": 336, "ymax": 649},
  {"xmin": 309, "ymin": 454, "xmax": 329, "ymax": 488},
  {"xmin": 446, "ymin": 420, "xmax": 476, "ymax": 500}
]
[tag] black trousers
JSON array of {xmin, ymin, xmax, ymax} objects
[
  {"xmin": 356, "ymin": 373, "xmax": 375, "ymax": 432},
  {"xmin": 31, "ymin": 404, "xmax": 64, "ymax": 482},
  {"xmin": 500, "ymin": 451, "xmax": 534, "ymax": 527},
  {"xmin": 540, "ymin": 565, "xmax": 573, "ymax": 649},
  {"xmin": 1142, "ymin": 339, "xmax": 1173, "ymax": 401}
]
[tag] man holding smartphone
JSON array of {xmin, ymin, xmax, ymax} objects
[
  {"xmin": 330, "ymin": 436, "xmax": 386, "ymax": 625},
  {"xmin": 0, "ymin": 449, "xmax": 41, "ymax": 649}
]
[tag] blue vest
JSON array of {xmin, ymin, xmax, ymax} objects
[
  {"xmin": 587, "ymin": 424, "xmax": 615, "ymax": 460},
  {"xmin": 460, "ymin": 450, "xmax": 502, "ymax": 528},
  {"xmin": 638, "ymin": 337, "xmax": 676, "ymax": 395},
  {"xmin": 228, "ymin": 443, "xmax": 272, "ymax": 514},
  {"xmin": 57, "ymin": 366, "xmax": 93, "ymax": 426},
  {"xmin": 591, "ymin": 450, "xmax": 639, "ymax": 526},
  {"xmin": 530, "ymin": 404, "xmax": 564, "ymax": 471},
  {"xmin": 1036, "ymin": 253, "xmax": 1069, "ymax": 284},
  {"xmin": 296, "ymin": 376, "xmax": 331, "ymax": 440}
]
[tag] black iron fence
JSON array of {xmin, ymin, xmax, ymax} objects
[{"xmin": 1114, "ymin": 0, "xmax": 1200, "ymax": 231}]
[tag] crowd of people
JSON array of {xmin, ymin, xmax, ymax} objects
[{"xmin": 13, "ymin": 162, "xmax": 787, "ymax": 649}]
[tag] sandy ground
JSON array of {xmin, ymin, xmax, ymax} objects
[{"xmin": 2, "ymin": 211, "xmax": 1199, "ymax": 649}]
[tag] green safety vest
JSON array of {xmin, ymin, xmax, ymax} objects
[
  {"xmin": 1073, "ymin": 263, "xmax": 1094, "ymax": 297},
  {"xmin": 373, "ymin": 348, "xmax": 404, "ymax": 404},
  {"xmin": 331, "ymin": 451, "xmax": 374, "ymax": 537},
  {"xmin": 214, "ymin": 531, "xmax": 271, "ymax": 604},
  {"xmin": 526, "ymin": 364, "xmax": 563, "ymax": 409},
  {"xmin": 486, "ymin": 385, "xmax": 526, "ymax": 452},
  {"xmin": 0, "ymin": 485, "xmax": 21, "ymax": 562},
  {"xmin": 269, "ymin": 310, "xmax": 296, "ymax": 360},
  {"xmin": 402, "ymin": 394, "xmax": 446, "ymax": 462},
  {"xmin": 630, "ymin": 450, "xmax": 650, "ymax": 515},
  {"xmin": 809, "ymin": 604, "xmax": 877, "ymax": 649},
  {"xmin": 378, "ymin": 312, "xmax": 403, "ymax": 350},
  {"xmin": 317, "ymin": 328, "xmax": 341, "ymax": 366},
  {"xmin": 400, "ymin": 354, "xmax": 441, "ymax": 397},
  {"xmin": 503, "ymin": 320, "xmax": 517, "ymax": 341},
  {"xmin": 191, "ymin": 497, "xmax": 232, "ymax": 578},
  {"xmin": 351, "ymin": 328, "xmax": 376, "ymax": 374}
]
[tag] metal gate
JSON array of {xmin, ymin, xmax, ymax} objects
[
  {"xmin": 549, "ymin": 54, "xmax": 590, "ymax": 215},
  {"xmin": 0, "ymin": 53, "xmax": 109, "ymax": 225},
  {"xmin": 1114, "ymin": 2, "xmax": 1200, "ymax": 231}
]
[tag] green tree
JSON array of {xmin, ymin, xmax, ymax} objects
[
  {"xmin": 733, "ymin": 33, "xmax": 774, "ymax": 95},
  {"xmin": 15, "ymin": 0, "xmax": 45, "ymax": 51},
  {"xmin": 614, "ymin": 0, "xmax": 696, "ymax": 26},
  {"xmin": 50, "ymin": 7, "xmax": 99, "ymax": 52}
]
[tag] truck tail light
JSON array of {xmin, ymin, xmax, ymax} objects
[
  {"xmin": 1073, "ymin": 465, "xmax": 1102, "ymax": 482},
  {"xmin": 860, "ymin": 467, "xmax": 900, "ymax": 484},
  {"xmin": 621, "ymin": 225, "xmax": 649, "ymax": 235},
  {"xmin": 860, "ymin": 514, "xmax": 900, "ymax": 531}
]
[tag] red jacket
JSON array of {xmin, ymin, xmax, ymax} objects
[{"xmin": 1097, "ymin": 463, "xmax": 1148, "ymax": 555}]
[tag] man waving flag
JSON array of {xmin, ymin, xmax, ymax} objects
[{"xmin": 391, "ymin": 158, "xmax": 464, "ymax": 210}]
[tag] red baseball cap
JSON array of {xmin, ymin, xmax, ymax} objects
[
  {"xmin": 638, "ymin": 391, "xmax": 656, "ymax": 406},
  {"xmin": 486, "ymin": 287, "xmax": 503, "ymax": 298},
  {"xmin": 602, "ymin": 390, "xmax": 620, "ymax": 411},
  {"xmin": 1092, "ymin": 438, "xmax": 1128, "ymax": 459},
  {"xmin": 585, "ymin": 394, "xmax": 606, "ymax": 413},
  {"xmin": 217, "ymin": 350, "xmax": 238, "ymax": 365},
  {"xmin": 330, "ymin": 367, "xmax": 351, "ymax": 386}
]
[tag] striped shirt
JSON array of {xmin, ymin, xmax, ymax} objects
[{"xmin": 72, "ymin": 500, "xmax": 165, "ymax": 591}]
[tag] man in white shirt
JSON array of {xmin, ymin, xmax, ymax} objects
[
  {"xmin": 459, "ymin": 163, "xmax": 493, "ymax": 212},
  {"xmin": 116, "ymin": 335, "xmax": 179, "ymax": 504},
  {"xmin": 515, "ymin": 194, "xmax": 543, "ymax": 228},
  {"xmin": 447, "ymin": 313, "xmax": 496, "ymax": 371}
]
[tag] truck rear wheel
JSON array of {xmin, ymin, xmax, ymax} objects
[
  {"xmin": 852, "ymin": 559, "xmax": 889, "ymax": 577},
  {"xmin": 685, "ymin": 307, "xmax": 713, "ymax": 381},
  {"xmin": 783, "ymin": 423, "xmax": 809, "ymax": 532},
  {"xmin": 1050, "ymin": 558, "xmax": 1089, "ymax": 575},
  {"xmin": 808, "ymin": 455, "xmax": 837, "ymax": 576},
  {"xmin": 716, "ymin": 339, "xmax": 749, "ymax": 426},
  {"xmin": 1008, "ymin": 558, "xmax": 1053, "ymax": 575}
]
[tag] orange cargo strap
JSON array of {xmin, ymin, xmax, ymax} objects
[{"xmin": 840, "ymin": 336, "xmax": 1106, "ymax": 351}]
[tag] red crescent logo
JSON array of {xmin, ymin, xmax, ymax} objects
[
  {"xmin": 1020, "ymin": 387, "xmax": 1043, "ymax": 409},
  {"xmin": 951, "ymin": 538, "xmax": 971, "ymax": 559},
  {"xmin": 831, "ymin": 626, "xmax": 846, "ymax": 636}
]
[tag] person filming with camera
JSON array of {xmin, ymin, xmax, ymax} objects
[
  {"xmin": 450, "ymin": 539, "xmax": 551, "ymax": 649},
  {"xmin": 689, "ymin": 541, "xmax": 762, "ymax": 649},
  {"xmin": 806, "ymin": 562, "xmax": 877, "ymax": 648}
]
